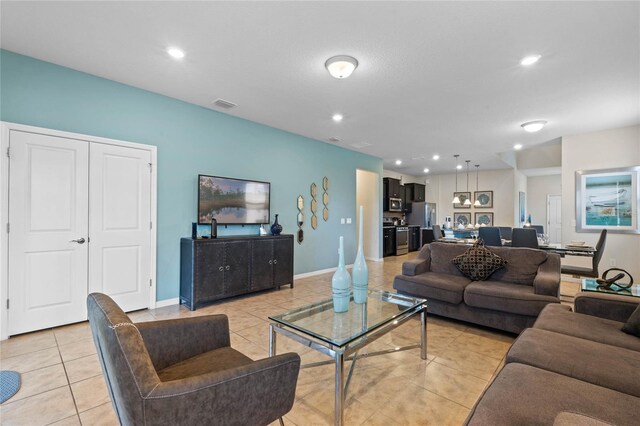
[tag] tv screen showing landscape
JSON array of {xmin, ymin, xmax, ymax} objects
[{"xmin": 198, "ymin": 175, "xmax": 270, "ymax": 225}]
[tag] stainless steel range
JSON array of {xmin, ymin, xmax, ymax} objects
[{"xmin": 395, "ymin": 226, "xmax": 409, "ymax": 255}]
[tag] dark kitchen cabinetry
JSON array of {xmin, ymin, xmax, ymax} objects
[
  {"xmin": 401, "ymin": 186, "xmax": 412, "ymax": 213},
  {"xmin": 180, "ymin": 235, "xmax": 294, "ymax": 310},
  {"xmin": 408, "ymin": 226, "xmax": 421, "ymax": 252},
  {"xmin": 384, "ymin": 177, "xmax": 402, "ymax": 198},
  {"xmin": 383, "ymin": 227, "xmax": 396, "ymax": 257},
  {"xmin": 405, "ymin": 183, "xmax": 426, "ymax": 202}
]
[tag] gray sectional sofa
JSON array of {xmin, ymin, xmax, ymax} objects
[
  {"xmin": 465, "ymin": 292, "xmax": 640, "ymax": 425},
  {"xmin": 393, "ymin": 242, "xmax": 561, "ymax": 333}
]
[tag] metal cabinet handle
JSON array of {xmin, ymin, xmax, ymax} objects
[
  {"xmin": 273, "ymin": 259, "xmax": 277, "ymax": 264},
  {"xmin": 226, "ymin": 265, "xmax": 230, "ymax": 270},
  {"xmin": 70, "ymin": 238, "xmax": 86, "ymax": 244},
  {"xmin": 269, "ymin": 260, "xmax": 273, "ymax": 264},
  {"xmin": 219, "ymin": 266, "xmax": 224, "ymax": 271}
]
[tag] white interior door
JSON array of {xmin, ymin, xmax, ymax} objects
[
  {"xmin": 547, "ymin": 194, "xmax": 562, "ymax": 244},
  {"xmin": 89, "ymin": 143, "xmax": 151, "ymax": 311},
  {"xmin": 8, "ymin": 131, "xmax": 89, "ymax": 335}
]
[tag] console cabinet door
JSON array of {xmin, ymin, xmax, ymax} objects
[
  {"xmin": 195, "ymin": 242, "xmax": 225, "ymax": 302},
  {"xmin": 273, "ymin": 237, "xmax": 294, "ymax": 288},
  {"xmin": 223, "ymin": 241, "xmax": 251, "ymax": 296},
  {"xmin": 251, "ymin": 239, "xmax": 274, "ymax": 291}
]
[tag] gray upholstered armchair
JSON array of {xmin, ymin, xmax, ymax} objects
[{"xmin": 87, "ymin": 293, "xmax": 300, "ymax": 426}]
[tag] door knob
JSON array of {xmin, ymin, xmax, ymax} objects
[{"xmin": 70, "ymin": 238, "xmax": 86, "ymax": 244}]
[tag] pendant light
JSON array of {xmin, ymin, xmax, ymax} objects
[
  {"xmin": 474, "ymin": 164, "xmax": 482, "ymax": 207},
  {"xmin": 463, "ymin": 160, "xmax": 472, "ymax": 206},
  {"xmin": 452, "ymin": 155, "xmax": 461, "ymax": 204}
]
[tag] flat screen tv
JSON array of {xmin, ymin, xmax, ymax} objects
[{"xmin": 198, "ymin": 175, "xmax": 271, "ymax": 225}]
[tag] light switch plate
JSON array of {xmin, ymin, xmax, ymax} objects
[
  {"xmin": 340, "ymin": 218, "xmax": 345, "ymax": 224},
  {"xmin": 346, "ymin": 218, "xmax": 352, "ymax": 224}
]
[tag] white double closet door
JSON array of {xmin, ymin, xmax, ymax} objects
[{"xmin": 8, "ymin": 130, "xmax": 152, "ymax": 336}]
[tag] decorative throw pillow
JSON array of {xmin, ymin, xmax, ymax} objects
[
  {"xmin": 622, "ymin": 304, "xmax": 640, "ymax": 337},
  {"xmin": 452, "ymin": 239, "xmax": 508, "ymax": 281}
]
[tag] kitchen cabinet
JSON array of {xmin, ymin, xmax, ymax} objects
[
  {"xmin": 409, "ymin": 226, "xmax": 421, "ymax": 252},
  {"xmin": 180, "ymin": 235, "xmax": 294, "ymax": 310},
  {"xmin": 405, "ymin": 183, "xmax": 426, "ymax": 202},
  {"xmin": 401, "ymin": 186, "xmax": 412, "ymax": 213},
  {"xmin": 383, "ymin": 177, "xmax": 401, "ymax": 198},
  {"xmin": 383, "ymin": 227, "xmax": 396, "ymax": 257}
]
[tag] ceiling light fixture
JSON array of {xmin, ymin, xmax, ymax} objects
[
  {"xmin": 325, "ymin": 55, "xmax": 358, "ymax": 79},
  {"xmin": 474, "ymin": 164, "xmax": 482, "ymax": 207},
  {"xmin": 464, "ymin": 160, "xmax": 472, "ymax": 206},
  {"xmin": 514, "ymin": 143, "xmax": 523, "ymax": 150},
  {"xmin": 521, "ymin": 120, "xmax": 547, "ymax": 133},
  {"xmin": 456, "ymin": 164, "xmax": 463, "ymax": 170},
  {"xmin": 332, "ymin": 113, "xmax": 343, "ymax": 122},
  {"xmin": 432, "ymin": 154, "xmax": 440, "ymax": 160},
  {"xmin": 423, "ymin": 168, "xmax": 430, "ymax": 173},
  {"xmin": 395, "ymin": 159, "xmax": 402, "ymax": 165},
  {"xmin": 167, "ymin": 47, "xmax": 185, "ymax": 59},
  {"xmin": 520, "ymin": 54, "xmax": 541, "ymax": 66},
  {"xmin": 452, "ymin": 155, "xmax": 461, "ymax": 205}
]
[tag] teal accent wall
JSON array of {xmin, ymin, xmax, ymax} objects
[{"xmin": 0, "ymin": 50, "xmax": 383, "ymax": 301}]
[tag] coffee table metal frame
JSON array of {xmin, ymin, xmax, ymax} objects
[{"xmin": 268, "ymin": 290, "xmax": 427, "ymax": 426}]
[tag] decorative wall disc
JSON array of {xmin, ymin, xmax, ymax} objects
[
  {"xmin": 310, "ymin": 183, "xmax": 318, "ymax": 229},
  {"xmin": 322, "ymin": 177, "xmax": 329, "ymax": 221}
]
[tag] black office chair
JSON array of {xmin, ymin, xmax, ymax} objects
[
  {"xmin": 432, "ymin": 225, "xmax": 443, "ymax": 240},
  {"xmin": 478, "ymin": 227, "xmax": 502, "ymax": 247},
  {"xmin": 511, "ymin": 228, "xmax": 539, "ymax": 249},
  {"xmin": 530, "ymin": 225, "xmax": 544, "ymax": 235},
  {"xmin": 561, "ymin": 229, "xmax": 608, "ymax": 278},
  {"xmin": 498, "ymin": 226, "xmax": 512, "ymax": 240}
]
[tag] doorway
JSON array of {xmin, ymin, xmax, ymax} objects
[
  {"xmin": 1, "ymin": 123, "xmax": 157, "ymax": 337},
  {"xmin": 356, "ymin": 169, "xmax": 381, "ymax": 260},
  {"xmin": 547, "ymin": 194, "xmax": 562, "ymax": 244}
]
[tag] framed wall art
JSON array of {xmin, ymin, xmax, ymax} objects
[
  {"xmin": 454, "ymin": 212, "xmax": 471, "ymax": 227},
  {"xmin": 453, "ymin": 192, "xmax": 471, "ymax": 209},
  {"xmin": 474, "ymin": 190, "xmax": 493, "ymax": 208},
  {"xmin": 475, "ymin": 212, "xmax": 494, "ymax": 227},
  {"xmin": 576, "ymin": 166, "xmax": 639, "ymax": 234}
]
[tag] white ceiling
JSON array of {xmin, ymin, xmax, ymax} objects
[{"xmin": 1, "ymin": 1, "xmax": 638, "ymax": 176}]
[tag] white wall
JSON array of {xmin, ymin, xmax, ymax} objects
[
  {"xmin": 561, "ymin": 125, "xmax": 640, "ymax": 277},
  {"xmin": 527, "ymin": 174, "xmax": 562, "ymax": 229},
  {"xmin": 356, "ymin": 169, "xmax": 381, "ymax": 260},
  {"xmin": 513, "ymin": 169, "xmax": 528, "ymax": 227},
  {"xmin": 427, "ymin": 169, "xmax": 516, "ymax": 227}
]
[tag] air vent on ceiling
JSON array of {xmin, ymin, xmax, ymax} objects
[
  {"xmin": 350, "ymin": 142, "xmax": 372, "ymax": 149},
  {"xmin": 212, "ymin": 98, "xmax": 237, "ymax": 109},
  {"xmin": 328, "ymin": 137, "xmax": 341, "ymax": 143}
]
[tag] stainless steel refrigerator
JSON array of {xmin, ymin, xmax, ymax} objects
[{"xmin": 406, "ymin": 202, "xmax": 437, "ymax": 228}]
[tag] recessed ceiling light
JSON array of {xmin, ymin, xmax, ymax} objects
[
  {"xmin": 520, "ymin": 54, "xmax": 541, "ymax": 66},
  {"xmin": 514, "ymin": 143, "xmax": 523, "ymax": 150},
  {"xmin": 521, "ymin": 120, "xmax": 547, "ymax": 132},
  {"xmin": 332, "ymin": 113, "xmax": 343, "ymax": 122},
  {"xmin": 423, "ymin": 168, "xmax": 430, "ymax": 173},
  {"xmin": 456, "ymin": 164, "xmax": 462, "ymax": 170},
  {"xmin": 432, "ymin": 155, "xmax": 440, "ymax": 160},
  {"xmin": 167, "ymin": 47, "xmax": 185, "ymax": 59},
  {"xmin": 395, "ymin": 160, "xmax": 402, "ymax": 165},
  {"xmin": 325, "ymin": 55, "xmax": 358, "ymax": 79}
]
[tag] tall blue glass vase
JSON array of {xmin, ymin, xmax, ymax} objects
[
  {"xmin": 353, "ymin": 206, "xmax": 369, "ymax": 303},
  {"xmin": 332, "ymin": 236, "xmax": 351, "ymax": 313}
]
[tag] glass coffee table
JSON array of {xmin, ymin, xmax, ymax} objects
[
  {"xmin": 268, "ymin": 290, "xmax": 427, "ymax": 426},
  {"xmin": 582, "ymin": 278, "xmax": 640, "ymax": 297}
]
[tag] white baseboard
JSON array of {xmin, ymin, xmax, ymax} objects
[
  {"xmin": 294, "ymin": 264, "xmax": 355, "ymax": 279},
  {"xmin": 155, "ymin": 297, "xmax": 179, "ymax": 308},
  {"xmin": 366, "ymin": 257, "xmax": 384, "ymax": 262}
]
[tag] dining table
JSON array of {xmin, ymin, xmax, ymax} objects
[{"xmin": 438, "ymin": 238, "xmax": 596, "ymax": 258}]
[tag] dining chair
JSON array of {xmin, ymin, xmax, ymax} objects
[
  {"xmin": 478, "ymin": 227, "xmax": 502, "ymax": 246},
  {"xmin": 530, "ymin": 225, "xmax": 545, "ymax": 234},
  {"xmin": 561, "ymin": 229, "xmax": 608, "ymax": 278},
  {"xmin": 511, "ymin": 228, "xmax": 539, "ymax": 249},
  {"xmin": 432, "ymin": 225, "xmax": 443, "ymax": 240},
  {"xmin": 498, "ymin": 226, "xmax": 512, "ymax": 240},
  {"xmin": 87, "ymin": 293, "xmax": 300, "ymax": 426}
]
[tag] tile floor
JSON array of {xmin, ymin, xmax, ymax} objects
[{"xmin": 1, "ymin": 253, "xmax": 568, "ymax": 426}]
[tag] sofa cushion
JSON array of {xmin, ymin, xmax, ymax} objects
[
  {"xmin": 553, "ymin": 412, "xmax": 615, "ymax": 426},
  {"xmin": 484, "ymin": 247, "xmax": 548, "ymax": 285},
  {"xmin": 464, "ymin": 363, "xmax": 640, "ymax": 426},
  {"xmin": 622, "ymin": 303, "xmax": 640, "ymax": 337},
  {"xmin": 507, "ymin": 328, "xmax": 640, "ymax": 398},
  {"xmin": 464, "ymin": 281, "xmax": 559, "ymax": 316},
  {"xmin": 393, "ymin": 272, "xmax": 471, "ymax": 304},
  {"xmin": 428, "ymin": 242, "xmax": 469, "ymax": 276},
  {"xmin": 157, "ymin": 346, "xmax": 254, "ymax": 382},
  {"xmin": 451, "ymin": 240, "xmax": 507, "ymax": 281},
  {"xmin": 534, "ymin": 304, "xmax": 640, "ymax": 352}
]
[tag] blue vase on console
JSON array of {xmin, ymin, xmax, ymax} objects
[
  {"xmin": 353, "ymin": 206, "xmax": 369, "ymax": 303},
  {"xmin": 332, "ymin": 236, "xmax": 351, "ymax": 313},
  {"xmin": 271, "ymin": 214, "xmax": 283, "ymax": 236}
]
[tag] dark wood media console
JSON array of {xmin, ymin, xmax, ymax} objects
[{"xmin": 180, "ymin": 234, "xmax": 294, "ymax": 310}]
